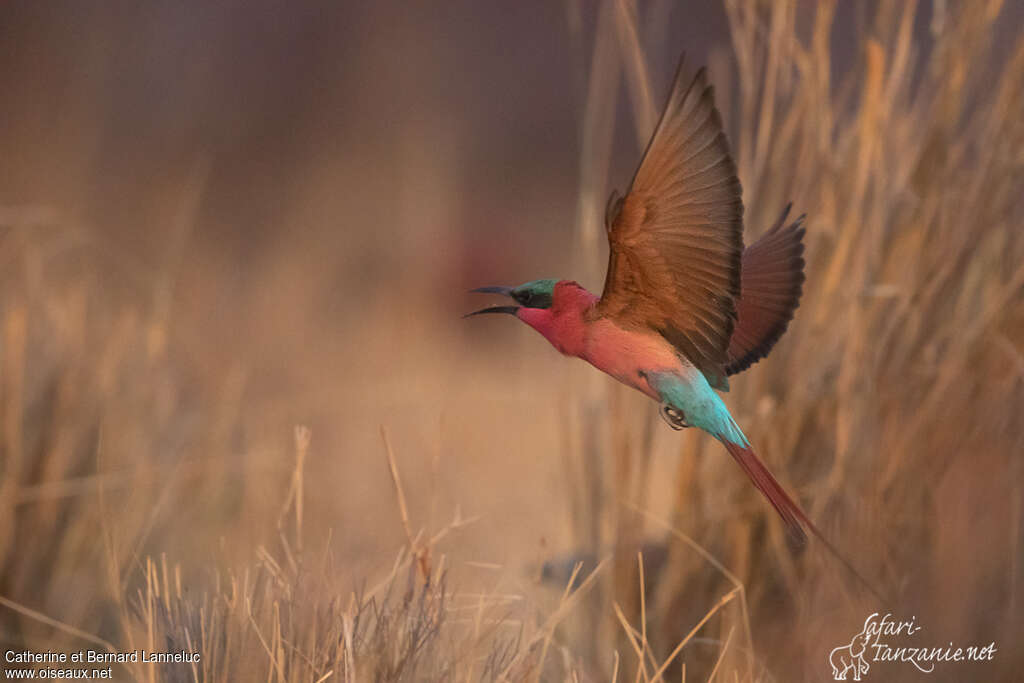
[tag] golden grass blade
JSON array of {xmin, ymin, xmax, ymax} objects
[{"xmin": 0, "ymin": 594, "xmax": 118, "ymax": 654}]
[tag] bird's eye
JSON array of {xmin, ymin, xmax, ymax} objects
[{"xmin": 514, "ymin": 291, "xmax": 533, "ymax": 306}]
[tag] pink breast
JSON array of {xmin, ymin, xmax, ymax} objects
[{"xmin": 582, "ymin": 319, "xmax": 684, "ymax": 399}]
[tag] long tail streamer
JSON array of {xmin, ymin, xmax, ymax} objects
[{"xmin": 719, "ymin": 438, "xmax": 887, "ymax": 603}]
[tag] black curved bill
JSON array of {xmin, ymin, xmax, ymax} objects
[
  {"xmin": 464, "ymin": 305, "xmax": 520, "ymax": 318},
  {"xmin": 470, "ymin": 286, "xmax": 514, "ymax": 296}
]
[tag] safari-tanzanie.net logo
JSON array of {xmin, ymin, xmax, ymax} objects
[{"xmin": 828, "ymin": 613, "xmax": 996, "ymax": 680}]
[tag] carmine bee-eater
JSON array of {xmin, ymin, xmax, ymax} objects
[{"xmin": 467, "ymin": 55, "xmax": 817, "ymax": 547}]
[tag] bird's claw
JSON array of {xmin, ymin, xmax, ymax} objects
[{"xmin": 659, "ymin": 403, "xmax": 691, "ymax": 430}]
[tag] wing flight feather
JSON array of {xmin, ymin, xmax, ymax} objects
[{"xmin": 599, "ymin": 55, "xmax": 743, "ymax": 390}]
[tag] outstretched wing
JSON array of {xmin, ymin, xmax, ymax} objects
[
  {"xmin": 598, "ymin": 55, "xmax": 743, "ymax": 390},
  {"xmin": 725, "ymin": 204, "xmax": 806, "ymax": 375}
]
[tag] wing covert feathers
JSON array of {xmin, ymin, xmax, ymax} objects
[{"xmin": 598, "ymin": 54, "xmax": 743, "ymax": 391}]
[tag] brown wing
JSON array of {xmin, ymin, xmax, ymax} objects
[
  {"xmin": 599, "ymin": 55, "xmax": 743, "ymax": 390},
  {"xmin": 725, "ymin": 204, "xmax": 806, "ymax": 375}
]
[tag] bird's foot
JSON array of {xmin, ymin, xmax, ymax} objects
[{"xmin": 659, "ymin": 403, "xmax": 691, "ymax": 430}]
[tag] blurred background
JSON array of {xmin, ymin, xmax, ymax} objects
[{"xmin": 0, "ymin": 1, "xmax": 1022, "ymax": 681}]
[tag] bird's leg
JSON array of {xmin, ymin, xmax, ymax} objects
[
  {"xmin": 639, "ymin": 370, "xmax": 692, "ymax": 430},
  {"xmin": 659, "ymin": 402, "xmax": 691, "ymax": 430}
]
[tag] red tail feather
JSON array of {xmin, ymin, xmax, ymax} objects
[
  {"xmin": 718, "ymin": 438, "xmax": 886, "ymax": 603},
  {"xmin": 719, "ymin": 438, "xmax": 810, "ymax": 548}
]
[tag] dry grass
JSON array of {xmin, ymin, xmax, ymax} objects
[
  {"xmin": 557, "ymin": 0, "xmax": 1024, "ymax": 679},
  {"xmin": 1, "ymin": 1, "xmax": 1022, "ymax": 681}
]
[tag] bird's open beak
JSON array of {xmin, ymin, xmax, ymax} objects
[
  {"xmin": 465, "ymin": 286, "xmax": 519, "ymax": 318},
  {"xmin": 464, "ymin": 305, "xmax": 520, "ymax": 318},
  {"xmin": 470, "ymin": 286, "xmax": 514, "ymax": 296}
]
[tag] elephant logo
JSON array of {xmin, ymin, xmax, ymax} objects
[{"xmin": 830, "ymin": 618, "xmax": 873, "ymax": 680}]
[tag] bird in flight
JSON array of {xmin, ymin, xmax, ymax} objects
[{"xmin": 467, "ymin": 54, "xmax": 815, "ymax": 547}]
